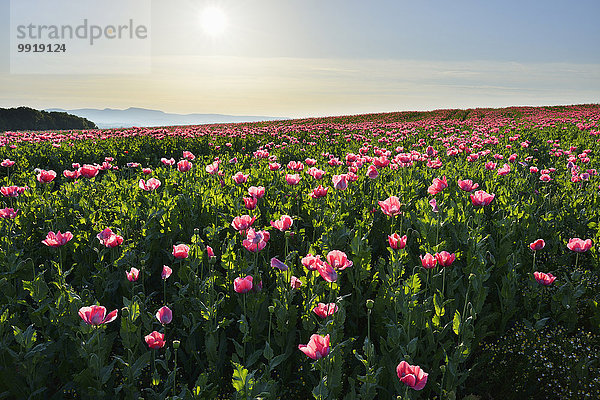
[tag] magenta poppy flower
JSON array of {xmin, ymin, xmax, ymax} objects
[
  {"xmin": 248, "ymin": 186, "xmax": 265, "ymax": 199},
  {"xmin": 97, "ymin": 228, "xmax": 123, "ymax": 248},
  {"xmin": 142, "ymin": 168, "xmax": 152, "ymax": 175},
  {"xmin": 161, "ymin": 265, "xmax": 172, "ymax": 280},
  {"xmin": 156, "ymin": 306, "xmax": 172, "ymax": 324},
  {"xmin": 271, "ymin": 215, "xmax": 293, "ymax": 231},
  {"xmin": 429, "ymin": 198, "xmax": 439, "ymax": 213},
  {"xmin": 126, "ymin": 267, "xmax": 139, "ymax": 282},
  {"xmin": 79, "ymin": 305, "xmax": 118, "ymax": 326},
  {"xmin": 332, "ymin": 174, "xmax": 348, "ymax": 190},
  {"xmin": 290, "ymin": 276, "xmax": 302, "ymax": 289},
  {"xmin": 457, "ymin": 179, "xmax": 479, "ymax": 192},
  {"xmin": 311, "ymin": 185, "xmax": 328, "ymax": 199},
  {"xmin": 1, "ymin": 186, "xmax": 20, "ymax": 197},
  {"xmin": 231, "ymin": 215, "xmax": 256, "ymax": 231},
  {"xmin": 172, "ymin": 244, "xmax": 190, "ymax": 259},
  {"xmin": 234, "ymin": 276, "xmax": 253, "ymax": 293},
  {"xmin": 534, "ymin": 271, "xmax": 556, "ymax": 286},
  {"xmin": 145, "ymin": 331, "xmax": 165, "ymax": 349},
  {"xmin": 0, "ymin": 208, "xmax": 18, "ymax": 219},
  {"xmin": 42, "ymin": 231, "xmax": 73, "ymax": 247},
  {"xmin": 427, "ymin": 176, "xmax": 447, "ymax": 195},
  {"xmin": 313, "ymin": 303, "xmax": 338, "ymax": 318},
  {"xmin": 298, "ymin": 334, "xmax": 330, "ymax": 360},
  {"xmin": 470, "ymin": 190, "xmax": 495, "ymax": 206},
  {"xmin": 420, "ymin": 253, "xmax": 437, "ymax": 269},
  {"xmin": 271, "ymin": 257, "xmax": 289, "ymax": 271},
  {"xmin": 285, "ymin": 174, "xmax": 301, "ymax": 185},
  {"xmin": 378, "ymin": 196, "xmax": 402, "ymax": 216},
  {"xmin": 326, "ymin": 250, "xmax": 353, "ymax": 270},
  {"xmin": 79, "ymin": 164, "xmax": 99, "ymax": 179},
  {"xmin": 435, "ymin": 251, "xmax": 456, "ymax": 267},
  {"xmin": 567, "ymin": 238, "xmax": 592, "ymax": 253},
  {"xmin": 301, "ymin": 254, "xmax": 323, "ymax": 271},
  {"xmin": 397, "ymin": 361, "xmax": 428, "ymax": 391},
  {"xmin": 529, "ymin": 239, "xmax": 545, "ymax": 251},
  {"xmin": 139, "ymin": 178, "xmax": 161, "ymax": 191},
  {"xmin": 388, "ymin": 233, "xmax": 407, "ymax": 250},
  {"xmin": 36, "ymin": 169, "xmax": 56, "ymax": 183}
]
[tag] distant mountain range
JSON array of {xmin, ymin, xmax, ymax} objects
[{"xmin": 45, "ymin": 107, "xmax": 286, "ymax": 129}]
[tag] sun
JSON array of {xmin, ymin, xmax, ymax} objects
[{"xmin": 200, "ymin": 7, "xmax": 228, "ymax": 36}]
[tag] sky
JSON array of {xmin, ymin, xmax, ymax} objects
[{"xmin": 0, "ymin": 0, "xmax": 599, "ymax": 118}]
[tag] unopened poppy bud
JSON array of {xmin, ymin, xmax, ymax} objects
[
  {"xmin": 366, "ymin": 299, "xmax": 374, "ymax": 309},
  {"xmin": 173, "ymin": 340, "xmax": 180, "ymax": 349},
  {"xmin": 285, "ymin": 230, "xmax": 292, "ymax": 238},
  {"xmin": 268, "ymin": 305, "xmax": 275, "ymax": 314}
]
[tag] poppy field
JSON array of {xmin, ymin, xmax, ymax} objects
[{"xmin": 1, "ymin": 105, "xmax": 600, "ymax": 399}]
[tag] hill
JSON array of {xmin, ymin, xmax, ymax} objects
[{"xmin": 0, "ymin": 107, "xmax": 97, "ymax": 132}]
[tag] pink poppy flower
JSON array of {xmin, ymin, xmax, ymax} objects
[
  {"xmin": 145, "ymin": 331, "xmax": 165, "ymax": 349},
  {"xmin": 457, "ymin": 179, "xmax": 479, "ymax": 192},
  {"xmin": 139, "ymin": 178, "xmax": 161, "ymax": 191},
  {"xmin": 435, "ymin": 251, "xmax": 456, "ymax": 267},
  {"xmin": 42, "ymin": 231, "xmax": 73, "ymax": 247},
  {"xmin": 290, "ymin": 276, "xmax": 302, "ymax": 289},
  {"xmin": 232, "ymin": 215, "xmax": 256, "ymax": 231},
  {"xmin": 161, "ymin": 157, "xmax": 175, "ymax": 166},
  {"xmin": 172, "ymin": 244, "xmax": 190, "ymax": 259},
  {"xmin": 285, "ymin": 174, "xmax": 301, "ymax": 185},
  {"xmin": 326, "ymin": 250, "xmax": 353, "ymax": 270},
  {"xmin": 567, "ymin": 238, "xmax": 592, "ymax": 253},
  {"xmin": 205, "ymin": 161, "xmax": 219, "ymax": 175},
  {"xmin": 497, "ymin": 163, "xmax": 511, "ymax": 176},
  {"xmin": 378, "ymin": 196, "xmax": 402, "ymax": 216},
  {"xmin": 301, "ymin": 254, "xmax": 323, "ymax": 271},
  {"xmin": 242, "ymin": 228, "xmax": 269, "ymax": 252},
  {"xmin": 126, "ymin": 267, "xmax": 140, "ymax": 282},
  {"xmin": 427, "ymin": 176, "xmax": 447, "ymax": 195},
  {"xmin": 534, "ymin": 271, "xmax": 556, "ymax": 286},
  {"xmin": 1, "ymin": 159, "xmax": 15, "ymax": 167},
  {"xmin": 79, "ymin": 165, "xmax": 99, "ymax": 179},
  {"xmin": 397, "ymin": 361, "xmax": 428, "ymax": 391},
  {"xmin": 248, "ymin": 186, "xmax": 265, "ymax": 199},
  {"xmin": 332, "ymin": 174, "xmax": 348, "ymax": 190},
  {"xmin": 1, "ymin": 186, "xmax": 20, "ymax": 197},
  {"xmin": 287, "ymin": 161, "xmax": 304, "ymax": 171},
  {"xmin": 269, "ymin": 162, "xmax": 281, "ymax": 171},
  {"xmin": 234, "ymin": 276, "xmax": 253, "ymax": 293},
  {"xmin": 313, "ymin": 303, "xmax": 338, "ymax": 318},
  {"xmin": 388, "ymin": 233, "xmax": 407, "ymax": 250},
  {"xmin": 78, "ymin": 305, "xmax": 118, "ymax": 326},
  {"xmin": 311, "ymin": 185, "xmax": 328, "ymax": 199},
  {"xmin": 177, "ymin": 160, "xmax": 192, "ymax": 172},
  {"xmin": 63, "ymin": 169, "xmax": 80, "ymax": 179},
  {"xmin": 316, "ymin": 261, "xmax": 338, "ymax": 282},
  {"xmin": 529, "ymin": 239, "xmax": 545, "ymax": 251},
  {"xmin": 142, "ymin": 168, "xmax": 152, "ymax": 175},
  {"xmin": 298, "ymin": 334, "xmax": 330, "ymax": 360},
  {"xmin": 156, "ymin": 306, "xmax": 172, "ymax": 324},
  {"xmin": 36, "ymin": 169, "xmax": 56, "ymax": 183},
  {"xmin": 183, "ymin": 151, "xmax": 195, "ymax": 160},
  {"xmin": 0, "ymin": 208, "xmax": 18, "ymax": 219},
  {"xmin": 243, "ymin": 197, "xmax": 257, "ymax": 210},
  {"xmin": 420, "ymin": 253, "xmax": 437, "ymax": 269},
  {"xmin": 232, "ymin": 172, "xmax": 248, "ymax": 184},
  {"xmin": 470, "ymin": 190, "xmax": 495, "ymax": 206},
  {"xmin": 271, "ymin": 215, "xmax": 293, "ymax": 231},
  {"xmin": 206, "ymin": 246, "xmax": 215, "ymax": 258},
  {"xmin": 162, "ymin": 265, "xmax": 172, "ymax": 280},
  {"xmin": 366, "ymin": 165, "xmax": 379, "ymax": 179},
  {"xmin": 307, "ymin": 167, "xmax": 326, "ymax": 180},
  {"xmin": 429, "ymin": 198, "xmax": 439, "ymax": 213}
]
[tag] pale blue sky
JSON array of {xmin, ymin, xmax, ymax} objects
[{"xmin": 1, "ymin": 0, "xmax": 599, "ymax": 117}]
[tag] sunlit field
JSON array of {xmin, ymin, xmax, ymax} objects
[{"xmin": 1, "ymin": 105, "xmax": 599, "ymax": 399}]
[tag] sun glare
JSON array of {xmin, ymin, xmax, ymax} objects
[{"xmin": 200, "ymin": 7, "xmax": 228, "ymax": 36}]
